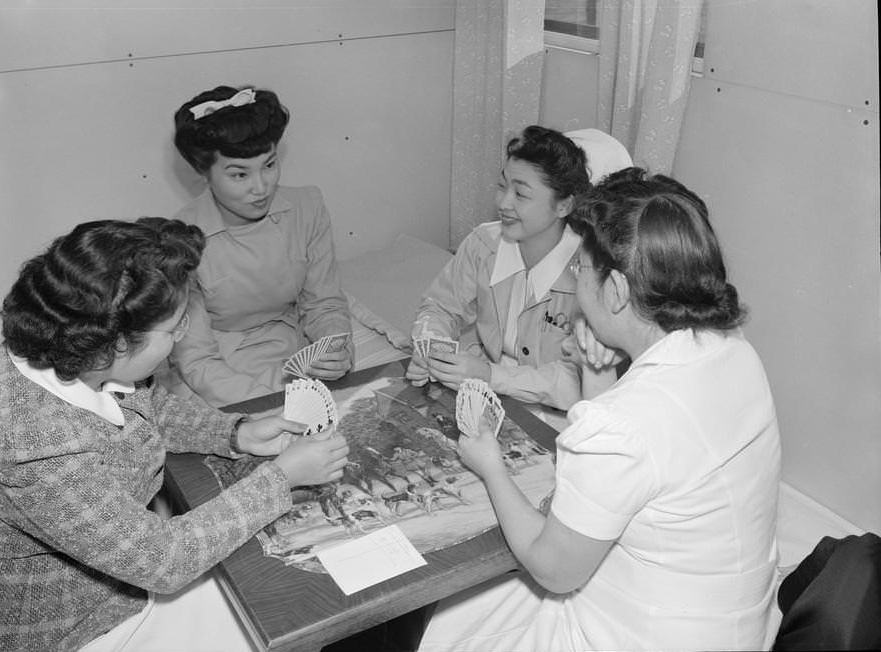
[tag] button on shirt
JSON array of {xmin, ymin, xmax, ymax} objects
[
  {"xmin": 412, "ymin": 221, "xmax": 584, "ymax": 410},
  {"xmin": 489, "ymin": 225, "xmax": 582, "ymax": 366}
]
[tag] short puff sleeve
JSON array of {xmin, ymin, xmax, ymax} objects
[{"xmin": 551, "ymin": 399, "xmax": 657, "ymax": 541}]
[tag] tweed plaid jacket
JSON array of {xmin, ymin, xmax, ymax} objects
[{"xmin": 0, "ymin": 348, "xmax": 292, "ymax": 651}]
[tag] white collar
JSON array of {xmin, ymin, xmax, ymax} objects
[
  {"xmin": 9, "ymin": 351, "xmax": 134, "ymax": 426},
  {"xmin": 631, "ymin": 328, "xmax": 740, "ymax": 368},
  {"xmin": 489, "ymin": 233, "xmax": 526, "ymax": 287},
  {"xmin": 490, "ymin": 224, "xmax": 581, "ymax": 301}
]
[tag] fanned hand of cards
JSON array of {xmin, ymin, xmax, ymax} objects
[
  {"xmin": 283, "ymin": 332, "xmax": 351, "ymax": 379},
  {"xmin": 412, "ymin": 334, "xmax": 459, "ymax": 359},
  {"xmin": 283, "ymin": 378, "xmax": 338, "ymax": 436},
  {"xmin": 455, "ymin": 378, "xmax": 505, "ymax": 438}
]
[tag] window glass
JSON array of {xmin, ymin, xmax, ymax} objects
[
  {"xmin": 544, "ymin": 0, "xmax": 598, "ymax": 40},
  {"xmin": 544, "ymin": 1, "xmax": 705, "ymax": 59}
]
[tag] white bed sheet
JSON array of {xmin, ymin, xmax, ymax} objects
[{"xmin": 339, "ymin": 234, "xmax": 453, "ymax": 371}]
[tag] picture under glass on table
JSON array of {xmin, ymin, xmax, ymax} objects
[{"xmin": 204, "ymin": 375, "xmax": 555, "ymax": 572}]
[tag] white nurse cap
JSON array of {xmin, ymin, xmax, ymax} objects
[{"xmin": 565, "ymin": 128, "xmax": 633, "ymax": 184}]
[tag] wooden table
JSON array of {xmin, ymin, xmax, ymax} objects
[{"xmin": 163, "ymin": 360, "xmax": 559, "ymax": 652}]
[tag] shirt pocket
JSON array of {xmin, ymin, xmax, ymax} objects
[
  {"xmin": 541, "ymin": 290, "xmax": 576, "ymax": 335},
  {"xmin": 536, "ymin": 290, "xmax": 575, "ymax": 362}
]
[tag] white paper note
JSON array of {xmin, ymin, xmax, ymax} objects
[{"xmin": 316, "ymin": 525, "xmax": 427, "ymax": 595}]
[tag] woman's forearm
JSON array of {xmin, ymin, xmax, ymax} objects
[
  {"xmin": 481, "ymin": 468, "xmax": 547, "ymax": 566},
  {"xmin": 481, "ymin": 467, "xmax": 612, "ymax": 593}
]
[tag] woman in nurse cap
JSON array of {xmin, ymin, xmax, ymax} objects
[{"xmin": 406, "ymin": 125, "xmax": 632, "ymax": 411}]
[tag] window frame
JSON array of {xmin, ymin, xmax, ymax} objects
[
  {"xmin": 543, "ymin": 6, "xmax": 705, "ymax": 75},
  {"xmin": 543, "ymin": 29, "xmax": 599, "ymax": 55}
]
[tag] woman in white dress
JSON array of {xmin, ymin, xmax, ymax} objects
[{"xmin": 418, "ymin": 167, "xmax": 782, "ymax": 651}]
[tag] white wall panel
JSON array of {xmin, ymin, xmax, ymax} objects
[
  {"xmin": 703, "ymin": 0, "xmax": 878, "ymax": 109},
  {"xmin": 537, "ymin": 2, "xmax": 880, "ymax": 531},
  {"xmin": 675, "ymin": 77, "xmax": 880, "ymax": 531},
  {"xmin": 0, "ymin": 0, "xmax": 455, "ymax": 72},
  {"xmin": 0, "ymin": 30, "xmax": 453, "ymax": 295}
]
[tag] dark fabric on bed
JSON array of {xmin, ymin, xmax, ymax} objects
[{"xmin": 774, "ymin": 532, "xmax": 881, "ymax": 650}]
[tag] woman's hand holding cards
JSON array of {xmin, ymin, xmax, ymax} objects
[
  {"xmin": 407, "ymin": 333, "xmax": 488, "ymax": 389},
  {"xmin": 235, "ymin": 415, "xmax": 308, "ymax": 456},
  {"xmin": 455, "ymin": 378, "xmax": 506, "ymax": 478},
  {"xmin": 309, "ymin": 332, "xmax": 353, "ymax": 380},
  {"xmin": 275, "ymin": 377, "xmax": 348, "ymax": 485},
  {"xmin": 458, "ymin": 429, "xmax": 506, "ymax": 479},
  {"xmin": 457, "ymin": 418, "xmax": 506, "ymax": 480},
  {"xmin": 274, "ymin": 434, "xmax": 350, "ymax": 487},
  {"xmin": 405, "ymin": 355, "xmax": 430, "ymax": 386},
  {"xmin": 309, "ymin": 346, "xmax": 352, "ymax": 380},
  {"xmin": 284, "ymin": 332, "xmax": 352, "ymax": 382},
  {"xmin": 426, "ymin": 350, "xmax": 490, "ymax": 391}
]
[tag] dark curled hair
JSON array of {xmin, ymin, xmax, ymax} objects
[
  {"xmin": 2, "ymin": 218, "xmax": 204, "ymax": 380},
  {"xmin": 174, "ymin": 85, "xmax": 289, "ymax": 174},
  {"xmin": 506, "ymin": 125, "xmax": 591, "ymax": 203},
  {"xmin": 569, "ymin": 167, "xmax": 746, "ymax": 332}
]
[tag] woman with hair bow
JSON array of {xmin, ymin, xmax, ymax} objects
[{"xmin": 166, "ymin": 85, "xmax": 353, "ymax": 408}]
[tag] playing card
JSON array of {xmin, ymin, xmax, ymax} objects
[
  {"xmin": 412, "ymin": 336, "xmax": 428, "ymax": 358},
  {"xmin": 283, "ymin": 333, "xmax": 349, "ymax": 379},
  {"xmin": 428, "ymin": 336, "xmax": 459, "ymax": 358},
  {"xmin": 455, "ymin": 379, "xmax": 504, "ymax": 438},
  {"xmin": 283, "ymin": 343, "xmax": 320, "ymax": 379},
  {"xmin": 480, "ymin": 395, "xmax": 505, "ymax": 438},
  {"xmin": 320, "ymin": 332, "xmax": 351, "ymax": 354},
  {"xmin": 412, "ymin": 317, "xmax": 440, "ymax": 359},
  {"xmin": 455, "ymin": 388, "xmax": 474, "ymax": 436},
  {"xmin": 283, "ymin": 378, "xmax": 338, "ymax": 436},
  {"xmin": 283, "ymin": 358, "xmax": 303, "ymax": 378}
]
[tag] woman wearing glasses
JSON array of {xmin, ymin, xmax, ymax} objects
[
  {"xmin": 0, "ymin": 218, "xmax": 349, "ymax": 651},
  {"xmin": 419, "ymin": 168, "xmax": 781, "ymax": 651},
  {"xmin": 406, "ymin": 126, "xmax": 631, "ymax": 410}
]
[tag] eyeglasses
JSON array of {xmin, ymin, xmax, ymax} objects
[
  {"xmin": 568, "ymin": 260, "xmax": 591, "ymax": 278},
  {"xmin": 152, "ymin": 312, "xmax": 190, "ymax": 342}
]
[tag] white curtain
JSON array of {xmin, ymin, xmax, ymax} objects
[
  {"xmin": 597, "ymin": 0, "xmax": 704, "ymax": 174},
  {"xmin": 450, "ymin": 0, "xmax": 545, "ymax": 247}
]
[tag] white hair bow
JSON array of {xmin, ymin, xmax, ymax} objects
[{"xmin": 189, "ymin": 88, "xmax": 256, "ymax": 120}]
